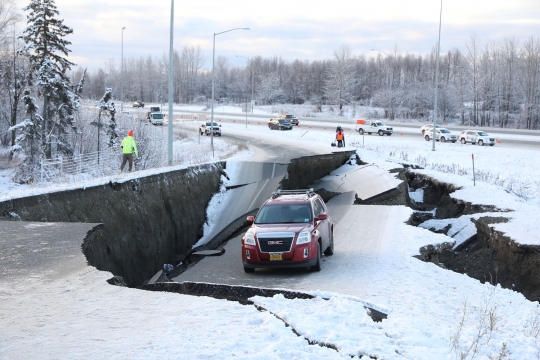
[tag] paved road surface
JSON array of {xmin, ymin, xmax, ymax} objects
[{"xmin": 0, "ymin": 222, "xmax": 99, "ymax": 285}]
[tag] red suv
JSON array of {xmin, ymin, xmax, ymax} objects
[{"xmin": 241, "ymin": 189, "xmax": 334, "ymax": 273}]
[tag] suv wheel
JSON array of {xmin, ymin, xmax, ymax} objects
[
  {"xmin": 359, "ymin": 128, "xmax": 365, "ymax": 135},
  {"xmin": 378, "ymin": 129, "xmax": 384, "ymax": 136},
  {"xmin": 478, "ymin": 140, "xmax": 484, "ymax": 146},
  {"xmin": 243, "ymin": 266, "xmax": 255, "ymax": 273},
  {"xmin": 311, "ymin": 242, "xmax": 321, "ymax": 272},
  {"xmin": 324, "ymin": 231, "xmax": 334, "ymax": 256},
  {"xmin": 440, "ymin": 137, "xmax": 446, "ymax": 143},
  {"xmin": 461, "ymin": 138, "xmax": 466, "ymax": 144},
  {"xmin": 424, "ymin": 135, "xmax": 430, "ymax": 141}
]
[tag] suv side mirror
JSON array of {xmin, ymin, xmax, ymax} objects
[
  {"xmin": 317, "ymin": 214, "xmax": 327, "ymax": 221},
  {"xmin": 246, "ymin": 215, "xmax": 255, "ymax": 222}
]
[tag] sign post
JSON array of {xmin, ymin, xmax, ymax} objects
[{"xmin": 472, "ymin": 154, "xmax": 476, "ymax": 186}]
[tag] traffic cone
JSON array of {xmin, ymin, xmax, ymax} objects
[
  {"xmin": 258, "ymin": 121, "xmax": 260, "ymax": 125},
  {"xmin": 324, "ymin": 126, "xmax": 326, "ymax": 130},
  {"xmin": 400, "ymin": 131, "xmax": 403, "ymax": 136},
  {"xmin": 497, "ymin": 138, "xmax": 501, "ymax": 143}
]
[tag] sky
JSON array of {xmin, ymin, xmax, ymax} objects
[
  {"xmin": 3, "ymin": 107, "xmax": 540, "ymax": 358},
  {"xmin": 14, "ymin": 0, "xmax": 540, "ymax": 72}
]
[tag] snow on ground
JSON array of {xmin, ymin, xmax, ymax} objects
[{"xmin": 2, "ymin": 112, "xmax": 540, "ymax": 358}]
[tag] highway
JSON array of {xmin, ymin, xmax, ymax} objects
[{"xmin": 159, "ymin": 107, "xmax": 540, "ymax": 149}]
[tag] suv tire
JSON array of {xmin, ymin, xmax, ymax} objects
[
  {"xmin": 378, "ymin": 130, "xmax": 384, "ymax": 136},
  {"xmin": 425, "ymin": 135, "xmax": 430, "ymax": 141},
  {"xmin": 478, "ymin": 140, "xmax": 484, "ymax": 146},
  {"xmin": 359, "ymin": 128, "xmax": 364, "ymax": 135},
  {"xmin": 461, "ymin": 138, "xmax": 466, "ymax": 144},
  {"xmin": 243, "ymin": 266, "xmax": 255, "ymax": 273},
  {"xmin": 311, "ymin": 242, "xmax": 322, "ymax": 272},
  {"xmin": 324, "ymin": 231, "xmax": 334, "ymax": 256}
]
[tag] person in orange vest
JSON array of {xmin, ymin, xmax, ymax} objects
[
  {"xmin": 119, "ymin": 130, "xmax": 139, "ymax": 172},
  {"xmin": 336, "ymin": 129, "xmax": 345, "ymax": 148}
]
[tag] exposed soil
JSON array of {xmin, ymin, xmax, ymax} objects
[{"xmin": 407, "ymin": 171, "xmax": 540, "ymax": 302}]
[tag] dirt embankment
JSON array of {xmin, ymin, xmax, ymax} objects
[
  {"xmin": 407, "ymin": 172, "xmax": 540, "ymax": 302},
  {"xmin": 0, "ymin": 163, "xmax": 224, "ymax": 287}
]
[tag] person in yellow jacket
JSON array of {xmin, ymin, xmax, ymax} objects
[{"xmin": 120, "ymin": 130, "xmax": 138, "ymax": 172}]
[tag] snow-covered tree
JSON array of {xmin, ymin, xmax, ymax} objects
[
  {"xmin": 19, "ymin": 0, "xmax": 79, "ymax": 158},
  {"xmin": 323, "ymin": 45, "xmax": 356, "ymax": 115},
  {"xmin": 9, "ymin": 90, "xmax": 44, "ymax": 165},
  {"xmin": 92, "ymin": 87, "xmax": 118, "ymax": 150}
]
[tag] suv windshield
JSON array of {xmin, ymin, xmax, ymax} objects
[
  {"xmin": 440, "ymin": 129, "xmax": 450, "ymax": 133},
  {"xmin": 152, "ymin": 114, "xmax": 163, "ymax": 119},
  {"xmin": 278, "ymin": 119, "xmax": 289, "ymax": 124},
  {"xmin": 255, "ymin": 204, "xmax": 312, "ymax": 224},
  {"xmin": 478, "ymin": 131, "xmax": 489, "ymax": 136}
]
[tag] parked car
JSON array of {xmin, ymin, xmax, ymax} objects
[
  {"xmin": 133, "ymin": 101, "xmax": 144, "ymax": 108},
  {"xmin": 420, "ymin": 124, "xmax": 444, "ymax": 134},
  {"xmin": 268, "ymin": 118, "xmax": 293, "ymax": 130},
  {"xmin": 278, "ymin": 114, "xmax": 299, "ymax": 126},
  {"xmin": 425, "ymin": 128, "xmax": 457, "ymax": 143},
  {"xmin": 458, "ymin": 130, "xmax": 496, "ymax": 146},
  {"xmin": 199, "ymin": 122, "xmax": 222, "ymax": 136},
  {"xmin": 242, "ymin": 189, "xmax": 334, "ymax": 273},
  {"xmin": 149, "ymin": 106, "xmax": 160, "ymax": 112}
]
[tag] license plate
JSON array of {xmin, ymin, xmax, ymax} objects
[{"xmin": 269, "ymin": 253, "xmax": 283, "ymax": 261}]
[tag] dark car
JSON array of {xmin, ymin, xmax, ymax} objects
[
  {"xmin": 241, "ymin": 189, "xmax": 334, "ymax": 273},
  {"xmin": 284, "ymin": 114, "xmax": 299, "ymax": 126},
  {"xmin": 268, "ymin": 118, "xmax": 293, "ymax": 130},
  {"xmin": 133, "ymin": 101, "xmax": 145, "ymax": 108}
]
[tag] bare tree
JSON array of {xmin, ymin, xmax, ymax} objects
[
  {"xmin": 519, "ymin": 36, "xmax": 540, "ymax": 129},
  {"xmin": 324, "ymin": 45, "xmax": 356, "ymax": 115}
]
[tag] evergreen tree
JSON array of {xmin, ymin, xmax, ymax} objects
[
  {"xmin": 92, "ymin": 87, "xmax": 118, "ymax": 151},
  {"xmin": 9, "ymin": 90, "xmax": 44, "ymax": 181},
  {"xmin": 19, "ymin": 0, "xmax": 79, "ymax": 159}
]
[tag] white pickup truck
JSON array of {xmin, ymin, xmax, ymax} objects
[{"xmin": 355, "ymin": 120, "xmax": 393, "ymax": 136}]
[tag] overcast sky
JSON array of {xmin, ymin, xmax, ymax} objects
[{"xmin": 15, "ymin": 0, "xmax": 540, "ymax": 71}]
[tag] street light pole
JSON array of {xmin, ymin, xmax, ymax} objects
[
  {"xmin": 371, "ymin": 49, "xmax": 394, "ymax": 120},
  {"xmin": 432, "ymin": 0, "xmax": 443, "ymax": 151},
  {"xmin": 236, "ymin": 55, "xmax": 253, "ymax": 125},
  {"xmin": 211, "ymin": 27, "xmax": 250, "ymax": 157},
  {"xmin": 167, "ymin": 0, "xmax": 174, "ymax": 165},
  {"xmin": 121, "ymin": 26, "xmax": 125, "ymax": 115}
]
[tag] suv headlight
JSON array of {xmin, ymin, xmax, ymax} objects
[
  {"xmin": 244, "ymin": 232, "xmax": 256, "ymax": 246},
  {"xmin": 296, "ymin": 231, "xmax": 311, "ymax": 245}
]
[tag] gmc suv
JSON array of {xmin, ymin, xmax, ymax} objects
[{"xmin": 242, "ymin": 189, "xmax": 334, "ymax": 273}]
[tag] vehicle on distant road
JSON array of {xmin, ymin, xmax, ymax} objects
[
  {"xmin": 148, "ymin": 112, "xmax": 164, "ymax": 126},
  {"xmin": 355, "ymin": 120, "xmax": 393, "ymax": 136},
  {"xmin": 425, "ymin": 128, "xmax": 457, "ymax": 143},
  {"xmin": 199, "ymin": 122, "xmax": 222, "ymax": 136},
  {"xmin": 268, "ymin": 118, "xmax": 293, "ymax": 130},
  {"xmin": 458, "ymin": 130, "xmax": 495, "ymax": 146},
  {"xmin": 242, "ymin": 189, "xmax": 334, "ymax": 273},
  {"xmin": 420, "ymin": 124, "xmax": 444, "ymax": 134},
  {"xmin": 133, "ymin": 101, "xmax": 144, "ymax": 108},
  {"xmin": 278, "ymin": 114, "xmax": 299, "ymax": 126},
  {"xmin": 149, "ymin": 106, "xmax": 160, "ymax": 112}
]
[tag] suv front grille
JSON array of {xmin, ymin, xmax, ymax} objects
[{"xmin": 258, "ymin": 237, "xmax": 294, "ymax": 252}]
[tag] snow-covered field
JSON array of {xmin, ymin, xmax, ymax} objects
[{"xmin": 2, "ymin": 111, "xmax": 540, "ymax": 359}]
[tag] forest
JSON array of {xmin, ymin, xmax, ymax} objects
[{"xmin": 0, "ymin": 0, "xmax": 539, "ymax": 180}]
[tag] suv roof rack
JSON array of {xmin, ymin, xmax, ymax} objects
[{"xmin": 272, "ymin": 188, "xmax": 316, "ymax": 199}]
